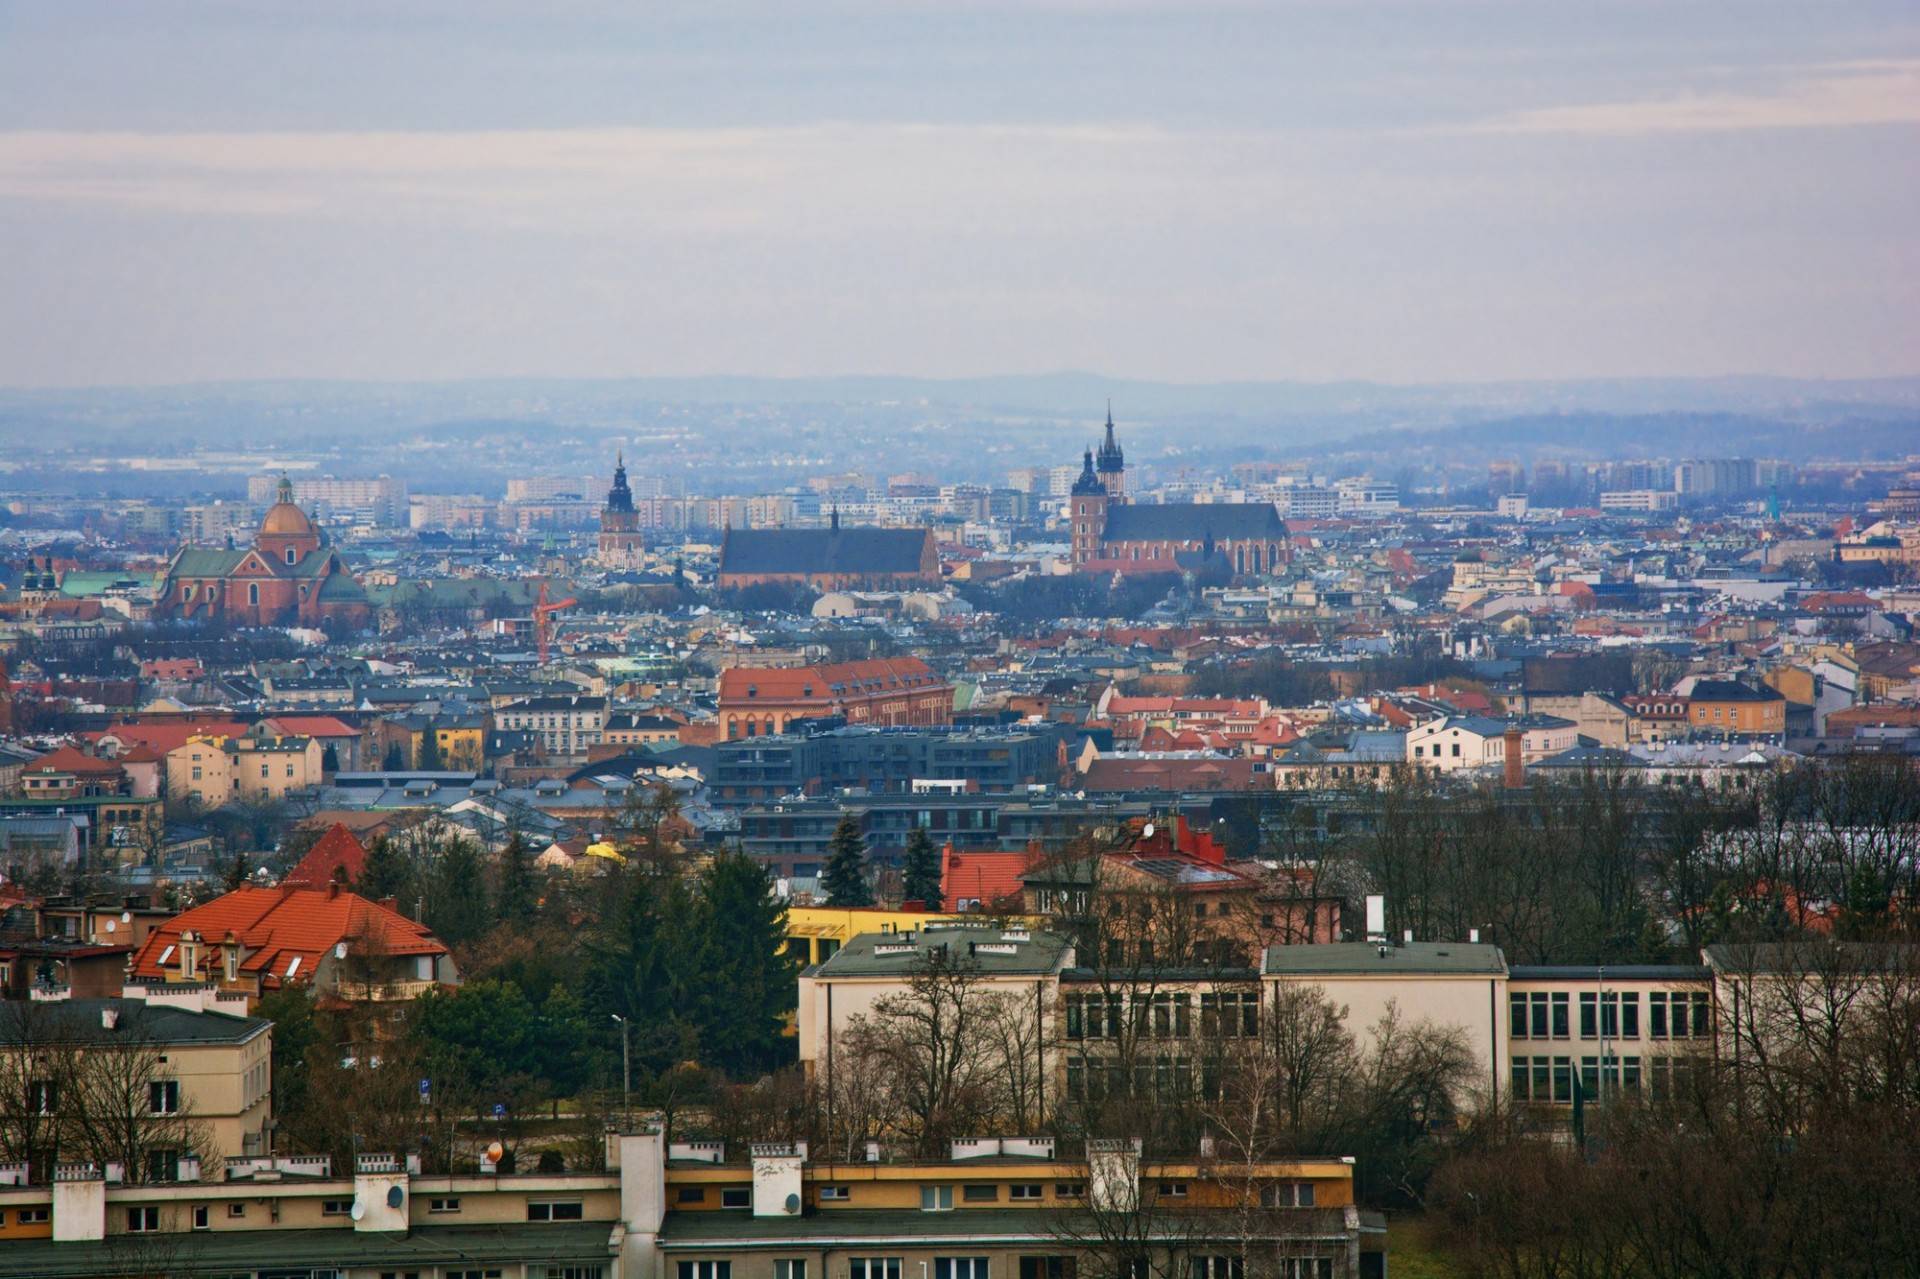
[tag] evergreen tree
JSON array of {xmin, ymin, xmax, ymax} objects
[
  {"xmin": 688, "ymin": 851, "xmax": 799, "ymax": 1075},
  {"xmin": 495, "ymin": 831, "xmax": 538, "ymax": 926},
  {"xmin": 819, "ymin": 814, "xmax": 873, "ymax": 907},
  {"xmin": 223, "ymin": 847, "xmax": 251, "ymax": 892},
  {"xmin": 424, "ymin": 838, "xmax": 490, "ymax": 947},
  {"xmin": 357, "ymin": 835, "xmax": 411, "ymax": 902},
  {"xmin": 417, "ymin": 723, "xmax": 441, "ymax": 771},
  {"xmin": 321, "ymin": 742, "xmax": 339, "ymax": 773},
  {"xmin": 382, "ymin": 741, "xmax": 405, "ymax": 771},
  {"xmin": 583, "ymin": 864, "xmax": 697, "ymax": 1075},
  {"xmin": 902, "ymin": 827, "xmax": 942, "ymax": 910}
]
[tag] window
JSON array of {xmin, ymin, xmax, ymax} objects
[
  {"xmin": 921, "ymin": 1185, "xmax": 955, "ymax": 1211},
  {"xmin": 150, "ymin": 1080, "xmax": 180, "ymax": 1115},
  {"xmin": 1620, "ymin": 994, "xmax": 1640, "ymax": 1039},
  {"xmin": 1158, "ymin": 1182, "xmax": 1189, "ymax": 1199},
  {"xmin": 1201, "ymin": 990, "xmax": 1258, "ymax": 1038},
  {"xmin": 1010, "ymin": 1183, "xmax": 1043, "ymax": 1201},
  {"xmin": 851, "ymin": 1260, "xmax": 902, "ymax": 1279},
  {"xmin": 1579, "ymin": 992, "xmax": 1597, "ymax": 1039},
  {"xmin": 1649, "ymin": 992, "xmax": 1669, "ymax": 1038},
  {"xmin": 541, "ymin": 1269, "xmax": 604, "ymax": 1279},
  {"xmin": 1020, "ymin": 1259, "xmax": 1077, "ymax": 1279},
  {"xmin": 323, "ymin": 1199, "xmax": 353, "ymax": 1216},
  {"xmin": 18, "ymin": 1207, "xmax": 48, "ymax": 1225},
  {"xmin": 720, "ymin": 1187, "xmax": 750, "ymax": 1209},
  {"xmin": 1552, "ymin": 993, "xmax": 1570, "ymax": 1039},
  {"xmin": 128, "ymin": 1206, "xmax": 160, "ymax": 1232},
  {"xmin": 227, "ymin": 1202, "xmax": 246, "ymax": 1218},
  {"xmin": 936, "ymin": 1260, "xmax": 990, "ymax": 1279},
  {"xmin": 1055, "ymin": 1183, "xmax": 1087, "ymax": 1198},
  {"xmin": 676, "ymin": 1187, "xmax": 705, "ymax": 1204},
  {"xmin": 146, "ymin": 1148, "xmax": 179, "ymax": 1182},
  {"xmin": 527, "ymin": 1200, "xmax": 585, "ymax": 1221},
  {"xmin": 776, "ymin": 1263, "xmax": 808, "ymax": 1279},
  {"xmin": 963, "ymin": 1184, "xmax": 1000, "ymax": 1202},
  {"xmin": 429, "ymin": 1197, "xmax": 461, "ymax": 1213},
  {"xmin": 678, "ymin": 1265, "xmax": 731, "ymax": 1279},
  {"xmin": 29, "ymin": 1079, "xmax": 56, "ymax": 1115},
  {"xmin": 194, "ymin": 1205, "xmax": 210, "ymax": 1230},
  {"xmin": 445, "ymin": 1271, "xmax": 503, "ymax": 1279},
  {"xmin": 818, "ymin": 1185, "xmax": 849, "ymax": 1202},
  {"xmin": 1190, "ymin": 1258, "xmax": 1244, "ymax": 1279},
  {"xmin": 1264, "ymin": 1181, "xmax": 1316, "ymax": 1207}
]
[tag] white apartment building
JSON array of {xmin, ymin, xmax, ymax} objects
[
  {"xmin": 494, "ymin": 694, "xmax": 609, "ymax": 758},
  {"xmin": 248, "ymin": 474, "xmax": 407, "ymax": 526}
]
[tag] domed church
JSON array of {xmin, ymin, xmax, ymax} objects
[{"xmin": 157, "ymin": 476, "xmax": 370, "ymax": 629}]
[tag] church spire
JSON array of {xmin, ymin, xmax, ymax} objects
[{"xmin": 1096, "ymin": 403, "xmax": 1124, "ymax": 476}]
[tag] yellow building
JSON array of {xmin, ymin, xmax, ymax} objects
[
  {"xmin": 0, "ymin": 1132, "xmax": 1376, "ymax": 1274},
  {"xmin": 166, "ymin": 733, "xmax": 325, "ymax": 808},
  {"xmin": 783, "ymin": 905, "xmax": 1040, "ymax": 967},
  {"xmin": 0, "ymin": 987, "xmax": 273, "ymax": 1194}
]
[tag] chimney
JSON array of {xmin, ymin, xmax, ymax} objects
[
  {"xmin": 327, "ymin": 881, "xmax": 342, "ymax": 900},
  {"xmin": 1503, "ymin": 726, "xmax": 1525, "ymax": 789},
  {"xmin": 100, "ymin": 1007, "xmax": 119, "ymax": 1031}
]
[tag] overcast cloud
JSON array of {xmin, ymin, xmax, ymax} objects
[{"xmin": 0, "ymin": 1, "xmax": 1913, "ymax": 386}]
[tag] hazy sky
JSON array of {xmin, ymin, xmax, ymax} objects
[{"xmin": 1, "ymin": 1, "xmax": 1915, "ymax": 387}]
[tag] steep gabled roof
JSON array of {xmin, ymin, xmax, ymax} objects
[
  {"xmin": 1101, "ymin": 503, "xmax": 1286, "ymax": 542},
  {"xmin": 129, "ymin": 885, "xmax": 446, "ymax": 991},
  {"xmin": 282, "ymin": 823, "xmax": 369, "ymax": 889},
  {"xmin": 719, "ymin": 526, "xmax": 934, "ymax": 577}
]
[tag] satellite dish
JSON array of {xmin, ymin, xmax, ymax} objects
[
  {"xmin": 1142, "ymin": 823, "xmax": 1155, "ymax": 839},
  {"xmin": 349, "ymin": 1202, "xmax": 366, "ymax": 1221},
  {"xmin": 104, "ymin": 920, "xmax": 117, "ymax": 933},
  {"xmin": 386, "ymin": 1186, "xmax": 404, "ymax": 1209},
  {"xmin": 785, "ymin": 1193, "xmax": 800, "ymax": 1214}
]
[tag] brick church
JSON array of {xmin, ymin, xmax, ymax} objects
[
  {"xmin": 1070, "ymin": 408, "xmax": 1289, "ymax": 576},
  {"xmin": 157, "ymin": 476, "xmax": 370, "ymax": 629},
  {"xmin": 596, "ymin": 453, "xmax": 646, "ymax": 568}
]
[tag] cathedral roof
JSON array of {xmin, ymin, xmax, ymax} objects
[
  {"xmin": 720, "ymin": 526, "xmax": 934, "ymax": 577},
  {"xmin": 1101, "ymin": 502, "xmax": 1287, "ymax": 542}
]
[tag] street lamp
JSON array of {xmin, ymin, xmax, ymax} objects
[{"xmin": 610, "ymin": 1014, "xmax": 631, "ymax": 1129}]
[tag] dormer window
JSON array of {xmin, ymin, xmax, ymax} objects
[{"xmin": 285, "ymin": 546, "xmax": 297, "ymax": 565}]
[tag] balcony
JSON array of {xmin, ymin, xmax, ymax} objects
[{"xmin": 334, "ymin": 978, "xmax": 439, "ymax": 1002}]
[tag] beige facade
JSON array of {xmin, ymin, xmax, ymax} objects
[{"xmin": 166, "ymin": 734, "xmax": 324, "ymax": 808}]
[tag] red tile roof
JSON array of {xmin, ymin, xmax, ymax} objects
[
  {"xmin": 87, "ymin": 721, "xmax": 252, "ymax": 755},
  {"xmin": 261, "ymin": 715, "xmax": 359, "ymax": 738},
  {"xmin": 282, "ymin": 823, "xmax": 369, "ymax": 889},
  {"xmin": 717, "ymin": 657, "xmax": 942, "ymax": 704},
  {"xmin": 939, "ymin": 845, "xmax": 1034, "ymax": 908},
  {"xmin": 129, "ymin": 885, "xmax": 446, "ymax": 991},
  {"xmin": 23, "ymin": 745, "xmax": 124, "ymax": 777}
]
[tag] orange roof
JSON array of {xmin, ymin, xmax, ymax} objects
[
  {"xmin": 23, "ymin": 745, "xmax": 123, "ymax": 777},
  {"xmin": 262, "ymin": 715, "xmax": 358, "ymax": 738},
  {"xmin": 717, "ymin": 657, "xmax": 942, "ymax": 704},
  {"xmin": 940, "ymin": 845, "xmax": 1033, "ymax": 908},
  {"xmin": 129, "ymin": 885, "xmax": 446, "ymax": 990},
  {"xmin": 283, "ymin": 823, "xmax": 369, "ymax": 889},
  {"xmin": 88, "ymin": 721, "xmax": 252, "ymax": 755}
]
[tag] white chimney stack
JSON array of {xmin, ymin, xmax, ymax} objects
[{"xmin": 1364, "ymin": 895, "xmax": 1386, "ymax": 940}]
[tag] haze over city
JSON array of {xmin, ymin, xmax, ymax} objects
[{"xmin": 2, "ymin": 0, "xmax": 1916, "ymax": 386}]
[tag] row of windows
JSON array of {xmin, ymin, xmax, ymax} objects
[
  {"xmin": 1509, "ymin": 990, "xmax": 1713, "ymax": 1041},
  {"xmin": 1064, "ymin": 991, "xmax": 1258, "ymax": 1041},
  {"xmin": 1511, "ymin": 1053, "xmax": 1703, "ymax": 1102}
]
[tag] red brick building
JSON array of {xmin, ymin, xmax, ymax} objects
[
  {"xmin": 716, "ymin": 657, "xmax": 952, "ymax": 740},
  {"xmin": 156, "ymin": 476, "xmax": 370, "ymax": 629}
]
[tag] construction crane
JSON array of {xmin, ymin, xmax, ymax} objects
[{"xmin": 532, "ymin": 581, "xmax": 577, "ymax": 665}]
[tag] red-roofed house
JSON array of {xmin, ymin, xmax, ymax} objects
[
  {"xmin": 260, "ymin": 715, "xmax": 364, "ymax": 770},
  {"xmin": 88, "ymin": 719, "xmax": 253, "ymax": 759},
  {"xmin": 128, "ymin": 884, "xmax": 456, "ymax": 1008},
  {"xmin": 16, "ymin": 745, "xmax": 129, "ymax": 799},
  {"xmin": 283, "ymin": 823, "xmax": 370, "ymax": 889},
  {"xmin": 939, "ymin": 844, "xmax": 1035, "ymax": 912},
  {"xmin": 716, "ymin": 658, "xmax": 951, "ymax": 740}
]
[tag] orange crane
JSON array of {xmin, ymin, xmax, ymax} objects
[{"xmin": 532, "ymin": 581, "xmax": 577, "ymax": 664}]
